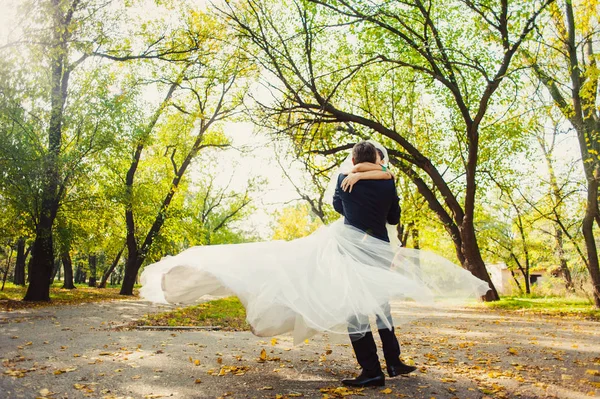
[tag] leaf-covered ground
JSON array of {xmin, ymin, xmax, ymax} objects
[
  {"xmin": 0, "ymin": 283, "xmax": 135, "ymax": 311},
  {"xmin": 2, "ymin": 299, "xmax": 599, "ymax": 399},
  {"xmin": 135, "ymin": 297, "xmax": 250, "ymax": 330}
]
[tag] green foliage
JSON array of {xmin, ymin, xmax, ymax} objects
[{"xmin": 271, "ymin": 203, "xmax": 323, "ymax": 241}]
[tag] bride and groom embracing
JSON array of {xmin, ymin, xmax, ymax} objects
[{"xmin": 140, "ymin": 140, "xmax": 490, "ymax": 388}]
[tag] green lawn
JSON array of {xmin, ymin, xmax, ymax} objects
[
  {"xmin": 137, "ymin": 296, "xmax": 250, "ymax": 331},
  {"xmin": 474, "ymin": 295, "xmax": 600, "ymax": 320}
]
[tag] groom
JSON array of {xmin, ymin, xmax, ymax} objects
[{"xmin": 333, "ymin": 141, "xmax": 416, "ymax": 387}]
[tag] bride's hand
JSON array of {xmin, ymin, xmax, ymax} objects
[{"xmin": 342, "ymin": 173, "xmax": 361, "ymax": 192}]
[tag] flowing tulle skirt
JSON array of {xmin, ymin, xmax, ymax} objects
[{"xmin": 140, "ymin": 220, "xmax": 490, "ymax": 343}]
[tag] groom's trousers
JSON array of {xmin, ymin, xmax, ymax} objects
[{"xmin": 348, "ymin": 303, "xmax": 401, "ymax": 373}]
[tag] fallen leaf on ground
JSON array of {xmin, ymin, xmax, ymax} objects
[
  {"xmin": 38, "ymin": 388, "xmax": 53, "ymax": 397},
  {"xmin": 258, "ymin": 348, "xmax": 267, "ymax": 362}
]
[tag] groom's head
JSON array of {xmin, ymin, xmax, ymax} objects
[{"xmin": 352, "ymin": 141, "xmax": 377, "ymax": 165}]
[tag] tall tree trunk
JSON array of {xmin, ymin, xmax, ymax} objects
[
  {"xmin": 119, "ymin": 81, "xmax": 181, "ymax": 296},
  {"xmin": 13, "ymin": 238, "xmax": 26, "ymax": 285},
  {"xmin": 24, "ymin": 0, "xmax": 77, "ymax": 301},
  {"xmin": 583, "ymin": 176, "xmax": 600, "ymax": 307},
  {"xmin": 25, "ymin": 223, "xmax": 54, "ymax": 301},
  {"xmin": 120, "ymin": 256, "xmax": 140, "ymax": 295},
  {"xmin": 555, "ymin": 226, "xmax": 574, "ymax": 292},
  {"xmin": 88, "ymin": 254, "xmax": 97, "ymax": 287},
  {"xmin": 460, "ymin": 221, "xmax": 500, "ymax": 301},
  {"xmin": 411, "ymin": 228, "xmax": 420, "ymax": 250},
  {"xmin": 75, "ymin": 264, "xmax": 84, "ymax": 284},
  {"xmin": 61, "ymin": 251, "xmax": 75, "ymax": 289},
  {"xmin": 509, "ymin": 269, "xmax": 524, "ymax": 294},
  {"xmin": 115, "ymin": 266, "xmax": 123, "ymax": 285},
  {"xmin": 49, "ymin": 257, "xmax": 60, "ymax": 284},
  {"xmin": 1, "ymin": 247, "xmax": 13, "ymax": 291},
  {"xmin": 538, "ymin": 133, "xmax": 576, "ymax": 293},
  {"xmin": 98, "ymin": 247, "xmax": 124, "ymax": 288}
]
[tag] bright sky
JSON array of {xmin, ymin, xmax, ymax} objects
[{"xmin": 200, "ymin": 123, "xmax": 308, "ymax": 237}]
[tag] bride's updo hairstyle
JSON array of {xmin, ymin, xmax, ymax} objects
[{"xmin": 352, "ymin": 141, "xmax": 377, "ymax": 164}]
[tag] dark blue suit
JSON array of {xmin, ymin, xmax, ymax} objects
[
  {"xmin": 333, "ymin": 174, "xmax": 400, "ymax": 242},
  {"xmin": 333, "ymin": 173, "xmax": 404, "ymax": 375}
]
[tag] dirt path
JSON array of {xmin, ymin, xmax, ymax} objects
[{"xmin": 1, "ymin": 300, "xmax": 599, "ymax": 399}]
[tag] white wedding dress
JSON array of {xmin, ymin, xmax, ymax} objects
[
  {"xmin": 141, "ymin": 141, "xmax": 490, "ymax": 343},
  {"xmin": 140, "ymin": 219, "xmax": 490, "ymax": 344}
]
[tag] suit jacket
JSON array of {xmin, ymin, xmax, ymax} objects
[{"xmin": 333, "ymin": 173, "xmax": 401, "ymax": 242}]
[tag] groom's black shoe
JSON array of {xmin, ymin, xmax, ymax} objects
[
  {"xmin": 342, "ymin": 370, "xmax": 385, "ymax": 387},
  {"xmin": 387, "ymin": 361, "xmax": 417, "ymax": 377}
]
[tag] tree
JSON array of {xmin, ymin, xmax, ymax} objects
[
  {"xmin": 13, "ymin": 237, "xmax": 28, "ymax": 286},
  {"xmin": 524, "ymin": 0, "xmax": 600, "ymax": 306},
  {"xmin": 272, "ymin": 203, "xmax": 323, "ymax": 241},
  {"xmin": 221, "ymin": 0, "xmax": 554, "ymax": 300},
  {"xmin": 532, "ymin": 122, "xmax": 578, "ymax": 291},
  {"xmin": 0, "ymin": 0, "xmax": 133, "ymax": 300},
  {"xmin": 118, "ymin": 10, "xmax": 254, "ymax": 295},
  {"xmin": 23, "ymin": 0, "xmax": 86, "ymax": 301},
  {"xmin": 0, "ymin": 0, "xmax": 215, "ymax": 300}
]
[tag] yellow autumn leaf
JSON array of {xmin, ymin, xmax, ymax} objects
[
  {"xmin": 194, "ymin": 379, "xmax": 202, "ymax": 384},
  {"xmin": 194, "ymin": 359, "xmax": 200, "ymax": 366},
  {"xmin": 259, "ymin": 348, "xmax": 267, "ymax": 361},
  {"xmin": 380, "ymin": 388, "xmax": 393, "ymax": 394},
  {"xmin": 508, "ymin": 348, "xmax": 519, "ymax": 355},
  {"xmin": 271, "ymin": 338, "xmax": 278, "ymax": 346},
  {"xmin": 586, "ymin": 369, "xmax": 600, "ymax": 376}
]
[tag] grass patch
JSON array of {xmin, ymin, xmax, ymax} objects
[
  {"xmin": 0, "ymin": 282, "xmax": 136, "ymax": 311},
  {"xmin": 137, "ymin": 296, "xmax": 250, "ymax": 331},
  {"xmin": 473, "ymin": 296, "xmax": 600, "ymax": 320}
]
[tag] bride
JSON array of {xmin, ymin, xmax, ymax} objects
[{"xmin": 140, "ymin": 141, "xmax": 490, "ymax": 345}]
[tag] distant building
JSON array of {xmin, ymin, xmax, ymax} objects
[{"xmin": 487, "ymin": 263, "xmax": 547, "ymax": 294}]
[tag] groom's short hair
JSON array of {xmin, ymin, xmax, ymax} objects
[{"xmin": 352, "ymin": 141, "xmax": 377, "ymax": 164}]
